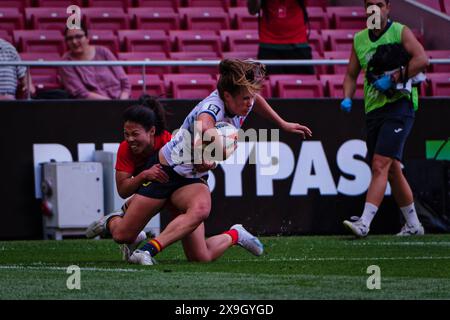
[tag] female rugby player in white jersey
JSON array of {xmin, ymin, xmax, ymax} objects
[{"xmin": 87, "ymin": 59, "xmax": 312, "ymax": 265}]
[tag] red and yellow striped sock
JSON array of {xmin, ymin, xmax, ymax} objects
[{"xmin": 140, "ymin": 239, "xmax": 163, "ymax": 257}]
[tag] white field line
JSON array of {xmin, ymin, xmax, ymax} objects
[
  {"xmin": 0, "ymin": 265, "xmax": 142, "ymax": 273},
  {"xmin": 346, "ymin": 241, "xmax": 450, "ymax": 246}
]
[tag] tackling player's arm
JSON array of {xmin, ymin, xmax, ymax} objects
[
  {"xmin": 194, "ymin": 112, "xmax": 219, "ymax": 172},
  {"xmin": 116, "ymin": 166, "xmax": 169, "ymax": 199},
  {"xmin": 252, "ymin": 94, "xmax": 312, "ymax": 139},
  {"xmin": 343, "ymin": 44, "xmax": 361, "ymax": 100},
  {"xmin": 394, "ymin": 26, "xmax": 429, "ymax": 82}
]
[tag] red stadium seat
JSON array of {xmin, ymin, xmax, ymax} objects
[
  {"xmin": 322, "ymin": 29, "xmax": 357, "ymax": 52},
  {"xmin": 118, "ymin": 30, "xmax": 171, "ymax": 54},
  {"xmin": 308, "ymin": 30, "xmax": 325, "ymax": 55},
  {"xmin": 0, "ymin": 30, "xmax": 12, "ymax": 43},
  {"xmin": 427, "ymin": 50, "xmax": 450, "ymax": 73},
  {"xmin": 171, "ymin": 78, "xmax": 217, "ymax": 99},
  {"xmin": 118, "ymin": 52, "xmax": 170, "ymax": 75},
  {"xmin": 169, "ymin": 51, "xmax": 220, "ymax": 74},
  {"xmin": 219, "ymin": 29, "xmax": 258, "ymax": 53},
  {"xmin": 129, "ymin": 8, "xmax": 180, "ymax": 30},
  {"xmin": 88, "ymin": 30, "xmax": 120, "ymax": 55},
  {"xmin": 135, "ymin": 0, "xmax": 182, "ymax": 9},
  {"xmin": 0, "ymin": 1, "xmax": 31, "ymax": 12},
  {"xmin": 222, "ymin": 51, "xmax": 257, "ymax": 60},
  {"xmin": 323, "ymin": 51, "xmax": 349, "ymax": 74},
  {"xmin": 276, "ymin": 79, "xmax": 324, "ymax": 98},
  {"xmin": 13, "ymin": 30, "xmax": 65, "ymax": 54},
  {"xmin": 418, "ymin": 0, "xmax": 442, "ymax": 11},
  {"xmin": 86, "ymin": 0, "xmax": 133, "ymax": 9},
  {"xmin": 179, "ymin": 7, "xmax": 230, "ymax": 31},
  {"xmin": 35, "ymin": 0, "xmax": 82, "ymax": 6},
  {"xmin": 327, "ymin": 7, "xmax": 367, "ymax": 29},
  {"xmin": 320, "ymin": 74, "xmax": 364, "ymax": 98},
  {"xmin": 307, "ymin": 0, "xmax": 328, "ymax": 9},
  {"xmin": 444, "ymin": 0, "xmax": 450, "ymax": 13},
  {"xmin": 169, "ymin": 30, "xmax": 222, "ymax": 53},
  {"xmin": 269, "ymin": 75, "xmax": 318, "ymax": 96},
  {"xmin": 228, "ymin": 7, "xmax": 258, "ymax": 29},
  {"xmin": 233, "ymin": 0, "xmax": 248, "ymax": 6},
  {"xmin": 25, "ymin": 8, "xmax": 67, "ymax": 31},
  {"xmin": 20, "ymin": 52, "xmax": 61, "ymax": 77},
  {"xmin": 307, "ymin": 7, "xmax": 329, "ymax": 30},
  {"xmin": 312, "ymin": 50, "xmax": 325, "ymax": 75},
  {"xmin": 128, "ymin": 74, "xmax": 165, "ymax": 99},
  {"xmin": 185, "ymin": 0, "xmax": 231, "ymax": 9},
  {"xmin": 426, "ymin": 73, "xmax": 450, "ymax": 97},
  {"xmin": 163, "ymin": 73, "xmax": 215, "ymax": 98},
  {"xmin": 32, "ymin": 74, "xmax": 62, "ymax": 91},
  {"xmin": 0, "ymin": 8, "xmax": 24, "ymax": 34},
  {"xmin": 83, "ymin": 8, "xmax": 130, "ymax": 31}
]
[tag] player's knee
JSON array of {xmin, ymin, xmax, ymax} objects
[
  {"xmin": 190, "ymin": 202, "xmax": 211, "ymax": 223},
  {"xmin": 371, "ymin": 159, "xmax": 391, "ymax": 177}
]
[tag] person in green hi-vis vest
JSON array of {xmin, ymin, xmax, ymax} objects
[{"xmin": 341, "ymin": 0, "xmax": 429, "ymax": 237}]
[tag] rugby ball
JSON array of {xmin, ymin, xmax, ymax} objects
[{"xmin": 214, "ymin": 122, "xmax": 239, "ymax": 161}]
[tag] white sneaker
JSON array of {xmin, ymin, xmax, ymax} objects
[
  {"xmin": 231, "ymin": 224, "xmax": 264, "ymax": 256},
  {"xmin": 85, "ymin": 210, "xmax": 124, "ymax": 239},
  {"xmin": 128, "ymin": 249, "xmax": 156, "ymax": 266},
  {"xmin": 343, "ymin": 216, "xmax": 370, "ymax": 238},
  {"xmin": 120, "ymin": 231, "xmax": 147, "ymax": 262},
  {"xmin": 397, "ymin": 223, "xmax": 425, "ymax": 236}
]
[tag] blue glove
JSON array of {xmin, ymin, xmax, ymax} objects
[
  {"xmin": 373, "ymin": 74, "xmax": 394, "ymax": 92},
  {"xmin": 340, "ymin": 98, "xmax": 352, "ymax": 113}
]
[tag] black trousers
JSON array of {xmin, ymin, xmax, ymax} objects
[{"xmin": 257, "ymin": 44, "xmax": 315, "ymax": 75}]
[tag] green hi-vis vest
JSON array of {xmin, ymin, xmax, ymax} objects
[{"xmin": 353, "ymin": 22, "xmax": 418, "ymax": 114}]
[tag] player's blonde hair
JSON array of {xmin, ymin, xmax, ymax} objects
[{"xmin": 217, "ymin": 59, "xmax": 266, "ymax": 99}]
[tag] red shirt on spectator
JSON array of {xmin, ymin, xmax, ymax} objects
[{"xmin": 115, "ymin": 130, "xmax": 172, "ymax": 176}]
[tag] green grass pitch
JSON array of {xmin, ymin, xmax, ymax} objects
[{"xmin": 1, "ymin": 234, "xmax": 450, "ymax": 300}]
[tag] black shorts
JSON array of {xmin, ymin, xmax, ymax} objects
[
  {"xmin": 365, "ymin": 98, "xmax": 415, "ymax": 163},
  {"xmin": 135, "ymin": 154, "xmax": 209, "ymax": 200}
]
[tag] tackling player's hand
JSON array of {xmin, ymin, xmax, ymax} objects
[
  {"xmin": 281, "ymin": 122, "xmax": 312, "ymax": 139},
  {"xmin": 141, "ymin": 164, "xmax": 169, "ymax": 184}
]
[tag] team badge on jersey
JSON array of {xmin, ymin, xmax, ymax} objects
[{"xmin": 207, "ymin": 104, "xmax": 220, "ymax": 116}]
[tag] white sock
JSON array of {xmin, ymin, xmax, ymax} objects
[
  {"xmin": 360, "ymin": 202, "xmax": 378, "ymax": 226},
  {"xmin": 400, "ymin": 203, "xmax": 421, "ymax": 227}
]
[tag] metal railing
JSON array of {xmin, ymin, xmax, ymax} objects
[{"xmin": 1, "ymin": 59, "xmax": 449, "ymax": 99}]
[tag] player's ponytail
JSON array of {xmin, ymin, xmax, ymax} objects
[{"xmin": 123, "ymin": 95, "xmax": 167, "ymax": 135}]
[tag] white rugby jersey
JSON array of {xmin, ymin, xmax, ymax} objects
[{"xmin": 161, "ymin": 90, "xmax": 253, "ymax": 178}]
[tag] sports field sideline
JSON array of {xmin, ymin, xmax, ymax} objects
[{"xmin": 1, "ymin": 234, "xmax": 450, "ymax": 300}]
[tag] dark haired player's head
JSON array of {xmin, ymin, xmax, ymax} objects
[{"xmin": 123, "ymin": 95, "xmax": 167, "ymax": 135}]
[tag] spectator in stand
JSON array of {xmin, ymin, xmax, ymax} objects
[
  {"xmin": 0, "ymin": 38, "xmax": 35, "ymax": 100},
  {"xmin": 247, "ymin": 0, "xmax": 314, "ymax": 75},
  {"xmin": 59, "ymin": 24, "xmax": 130, "ymax": 100}
]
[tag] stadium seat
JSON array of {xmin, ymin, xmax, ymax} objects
[
  {"xmin": 0, "ymin": 8, "xmax": 24, "ymax": 34},
  {"xmin": 228, "ymin": 7, "xmax": 258, "ymax": 29},
  {"xmin": 128, "ymin": 74, "xmax": 166, "ymax": 99},
  {"xmin": 320, "ymin": 74, "xmax": 364, "ymax": 98},
  {"xmin": 307, "ymin": 0, "xmax": 327, "ymax": 9},
  {"xmin": 13, "ymin": 30, "xmax": 65, "ymax": 54},
  {"xmin": 0, "ymin": 30, "xmax": 12, "ymax": 43},
  {"xmin": 417, "ymin": 0, "xmax": 442, "ymax": 11},
  {"xmin": 312, "ymin": 50, "xmax": 325, "ymax": 75},
  {"xmin": 88, "ymin": 30, "xmax": 119, "ymax": 55},
  {"xmin": 276, "ymin": 79, "xmax": 324, "ymax": 98},
  {"xmin": 169, "ymin": 30, "xmax": 222, "ymax": 53},
  {"xmin": 0, "ymin": 0, "xmax": 31, "ymax": 12},
  {"xmin": 308, "ymin": 30, "xmax": 325, "ymax": 55},
  {"xmin": 32, "ymin": 74, "xmax": 62, "ymax": 91},
  {"xmin": 25, "ymin": 8, "xmax": 67, "ymax": 31},
  {"xmin": 86, "ymin": 0, "xmax": 133, "ymax": 9},
  {"xmin": 170, "ymin": 78, "xmax": 217, "ymax": 99},
  {"xmin": 34, "ymin": 0, "xmax": 82, "ymax": 6},
  {"xmin": 118, "ymin": 52, "xmax": 170, "ymax": 75},
  {"xmin": 118, "ymin": 30, "xmax": 171, "ymax": 54},
  {"xmin": 322, "ymin": 29, "xmax": 357, "ymax": 52},
  {"xmin": 169, "ymin": 51, "xmax": 220, "ymax": 74},
  {"xmin": 179, "ymin": 7, "xmax": 230, "ymax": 31},
  {"xmin": 129, "ymin": 8, "xmax": 180, "ymax": 30},
  {"xmin": 427, "ymin": 50, "xmax": 450, "ymax": 73},
  {"xmin": 19, "ymin": 52, "xmax": 61, "ymax": 77},
  {"xmin": 269, "ymin": 75, "xmax": 318, "ymax": 96},
  {"xmin": 83, "ymin": 8, "xmax": 130, "ymax": 30},
  {"xmin": 307, "ymin": 7, "xmax": 329, "ymax": 30},
  {"xmin": 219, "ymin": 29, "xmax": 258, "ymax": 53},
  {"xmin": 327, "ymin": 7, "xmax": 367, "ymax": 29},
  {"xmin": 135, "ymin": 0, "xmax": 182, "ymax": 9},
  {"xmin": 233, "ymin": 0, "xmax": 248, "ymax": 6},
  {"xmin": 185, "ymin": 0, "xmax": 231, "ymax": 9},
  {"xmin": 426, "ymin": 73, "xmax": 450, "ymax": 97},
  {"xmin": 444, "ymin": 0, "xmax": 450, "ymax": 13},
  {"xmin": 323, "ymin": 51, "xmax": 349, "ymax": 74},
  {"xmin": 221, "ymin": 51, "xmax": 257, "ymax": 60}
]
